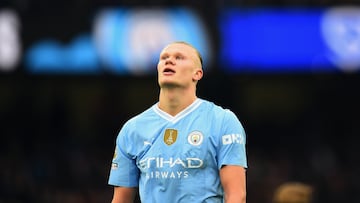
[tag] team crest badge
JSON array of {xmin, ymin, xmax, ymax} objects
[
  {"xmin": 188, "ymin": 131, "xmax": 204, "ymax": 146},
  {"xmin": 164, "ymin": 129, "xmax": 178, "ymax": 145}
]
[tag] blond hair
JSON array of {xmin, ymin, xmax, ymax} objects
[
  {"xmin": 273, "ymin": 182, "xmax": 313, "ymax": 203},
  {"xmin": 168, "ymin": 41, "xmax": 203, "ymax": 68}
]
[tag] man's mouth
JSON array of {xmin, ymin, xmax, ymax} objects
[{"xmin": 163, "ymin": 68, "xmax": 175, "ymax": 74}]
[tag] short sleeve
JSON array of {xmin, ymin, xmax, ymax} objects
[
  {"xmin": 217, "ymin": 110, "xmax": 247, "ymax": 169},
  {"xmin": 108, "ymin": 122, "xmax": 140, "ymax": 187}
]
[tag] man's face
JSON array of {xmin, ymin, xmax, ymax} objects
[{"xmin": 157, "ymin": 43, "xmax": 202, "ymax": 88}]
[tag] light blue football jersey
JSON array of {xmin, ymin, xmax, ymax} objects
[{"xmin": 108, "ymin": 98, "xmax": 247, "ymax": 203}]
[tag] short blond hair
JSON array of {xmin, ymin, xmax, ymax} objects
[
  {"xmin": 169, "ymin": 41, "xmax": 203, "ymax": 68},
  {"xmin": 273, "ymin": 182, "xmax": 313, "ymax": 203}
]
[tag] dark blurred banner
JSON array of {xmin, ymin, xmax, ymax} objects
[{"xmin": 1, "ymin": 6, "xmax": 360, "ymax": 75}]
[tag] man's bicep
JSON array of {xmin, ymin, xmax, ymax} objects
[
  {"xmin": 220, "ymin": 165, "xmax": 246, "ymax": 203},
  {"xmin": 111, "ymin": 186, "xmax": 137, "ymax": 203}
]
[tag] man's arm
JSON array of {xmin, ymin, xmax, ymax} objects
[
  {"xmin": 220, "ymin": 165, "xmax": 246, "ymax": 203},
  {"xmin": 111, "ymin": 186, "xmax": 137, "ymax": 203}
]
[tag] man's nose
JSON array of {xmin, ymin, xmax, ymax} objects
[{"xmin": 165, "ymin": 57, "xmax": 174, "ymax": 65}]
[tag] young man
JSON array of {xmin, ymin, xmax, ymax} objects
[{"xmin": 108, "ymin": 41, "xmax": 247, "ymax": 203}]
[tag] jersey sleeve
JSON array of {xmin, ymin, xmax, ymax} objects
[
  {"xmin": 108, "ymin": 121, "xmax": 140, "ymax": 187},
  {"xmin": 217, "ymin": 110, "xmax": 248, "ymax": 169}
]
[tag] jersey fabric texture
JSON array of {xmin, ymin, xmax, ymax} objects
[{"xmin": 108, "ymin": 98, "xmax": 247, "ymax": 203}]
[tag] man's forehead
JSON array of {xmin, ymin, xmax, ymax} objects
[{"xmin": 161, "ymin": 43, "xmax": 195, "ymax": 54}]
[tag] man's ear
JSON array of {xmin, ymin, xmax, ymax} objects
[{"xmin": 193, "ymin": 69, "xmax": 203, "ymax": 82}]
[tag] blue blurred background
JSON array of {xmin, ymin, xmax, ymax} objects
[{"xmin": 1, "ymin": 0, "xmax": 360, "ymax": 202}]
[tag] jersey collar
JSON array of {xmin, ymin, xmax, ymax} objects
[{"xmin": 153, "ymin": 98, "xmax": 203, "ymax": 124}]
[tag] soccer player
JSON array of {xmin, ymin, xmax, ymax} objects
[{"xmin": 108, "ymin": 41, "xmax": 248, "ymax": 203}]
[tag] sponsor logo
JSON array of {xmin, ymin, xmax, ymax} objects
[
  {"xmin": 143, "ymin": 141, "xmax": 152, "ymax": 146},
  {"xmin": 139, "ymin": 157, "xmax": 203, "ymax": 180},
  {"xmin": 164, "ymin": 129, "xmax": 178, "ymax": 145},
  {"xmin": 145, "ymin": 171, "xmax": 189, "ymax": 179},
  {"xmin": 222, "ymin": 133, "xmax": 244, "ymax": 145},
  {"xmin": 139, "ymin": 157, "xmax": 203, "ymax": 169}
]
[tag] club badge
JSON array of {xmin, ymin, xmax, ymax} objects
[{"xmin": 188, "ymin": 131, "xmax": 204, "ymax": 146}]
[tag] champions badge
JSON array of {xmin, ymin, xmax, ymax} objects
[
  {"xmin": 188, "ymin": 131, "xmax": 204, "ymax": 146},
  {"xmin": 164, "ymin": 129, "xmax": 178, "ymax": 145}
]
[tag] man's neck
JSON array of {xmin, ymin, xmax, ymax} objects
[{"xmin": 158, "ymin": 87, "xmax": 197, "ymax": 116}]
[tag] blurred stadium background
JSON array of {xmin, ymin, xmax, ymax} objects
[{"xmin": 1, "ymin": 0, "xmax": 360, "ymax": 202}]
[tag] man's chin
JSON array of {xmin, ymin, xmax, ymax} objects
[{"xmin": 159, "ymin": 81, "xmax": 181, "ymax": 88}]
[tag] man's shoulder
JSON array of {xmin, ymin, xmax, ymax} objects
[{"xmin": 200, "ymin": 99, "xmax": 233, "ymax": 114}]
